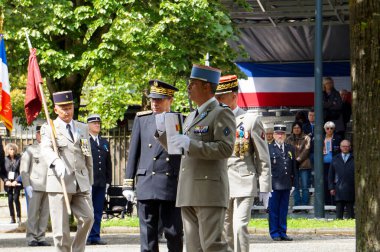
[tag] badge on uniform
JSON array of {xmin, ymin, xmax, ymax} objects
[
  {"xmin": 194, "ymin": 125, "xmax": 209, "ymax": 134},
  {"xmin": 200, "ymin": 111, "xmax": 208, "ymax": 119},
  {"xmin": 224, "ymin": 127, "xmax": 231, "ymax": 136},
  {"xmin": 80, "ymin": 139, "xmax": 91, "ymax": 156},
  {"xmin": 103, "ymin": 144, "xmax": 109, "ymax": 152},
  {"xmin": 288, "ymin": 151, "xmax": 293, "ymax": 159}
]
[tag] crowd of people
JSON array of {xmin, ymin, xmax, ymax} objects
[{"xmin": 0, "ymin": 70, "xmax": 354, "ymax": 251}]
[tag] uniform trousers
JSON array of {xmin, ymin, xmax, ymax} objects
[
  {"xmin": 268, "ymin": 190, "xmax": 290, "ymax": 239},
  {"xmin": 26, "ymin": 190, "xmax": 50, "ymax": 242},
  {"xmin": 224, "ymin": 197, "xmax": 254, "ymax": 252},
  {"xmin": 48, "ymin": 191, "xmax": 94, "ymax": 252},
  {"xmin": 336, "ymin": 201, "xmax": 355, "ymax": 219},
  {"xmin": 137, "ymin": 200, "xmax": 183, "ymax": 252},
  {"xmin": 181, "ymin": 206, "xmax": 231, "ymax": 252},
  {"xmin": 87, "ymin": 186, "xmax": 106, "ymax": 242}
]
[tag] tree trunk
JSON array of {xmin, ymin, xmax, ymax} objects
[{"xmin": 350, "ymin": 1, "xmax": 380, "ymax": 251}]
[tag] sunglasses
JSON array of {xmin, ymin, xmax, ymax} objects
[{"xmin": 325, "ymin": 127, "xmax": 334, "ymax": 130}]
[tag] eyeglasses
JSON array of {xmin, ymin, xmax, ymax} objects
[
  {"xmin": 341, "ymin": 145, "xmax": 350, "ymax": 148},
  {"xmin": 325, "ymin": 127, "xmax": 334, "ymax": 130}
]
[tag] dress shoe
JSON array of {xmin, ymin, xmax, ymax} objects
[
  {"xmin": 38, "ymin": 241, "xmax": 51, "ymax": 246},
  {"xmin": 281, "ymin": 235, "xmax": 293, "ymax": 241},
  {"xmin": 87, "ymin": 240, "xmax": 107, "ymax": 245},
  {"xmin": 17, "ymin": 217, "xmax": 22, "ymax": 224},
  {"xmin": 10, "ymin": 217, "xmax": 16, "ymax": 224},
  {"xmin": 272, "ymin": 237, "xmax": 282, "ymax": 241},
  {"xmin": 28, "ymin": 240, "xmax": 39, "ymax": 246}
]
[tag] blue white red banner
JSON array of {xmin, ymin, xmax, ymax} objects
[{"xmin": 0, "ymin": 35, "xmax": 13, "ymax": 131}]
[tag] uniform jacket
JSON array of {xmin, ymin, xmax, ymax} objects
[
  {"xmin": 90, "ymin": 136, "xmax": 112, "ymax": 187},
  {"xmin": 41, "ymin": 119, "xmax": 93, "ymax": 193},
  {"xmin": 159, "ymin": 99, "xmax": 236, "ymax": 208},
  {"xmin": 285, "ymin": 133, "xmax": 311, "ymax": 169},
  {"xmin": 268, "ymin": 142, "xmax": 296, "ymax": 190},
  {"xmin": 228, "ymin": 110, "xmax": 271, "ymax": 197},
  {"xmin": 20, "ymin": 143, "xmax": 48, "ymax": 192},
  {"xmin": 328, "ymin": 153, "xmax": 355, "ymax": 202},
  {"xmin": 1, "ymin": 155, "xmax": 22, "ymax": 192},
  {"xmin": 125, "ymin": 111, "xmax": 181, "ymax": 201}
]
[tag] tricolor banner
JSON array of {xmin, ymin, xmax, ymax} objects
[
  {"xmin": 0, "ymin": 35, "xmax": 13, "ymax": 131},
  {"xmin": 236, "ymin": 62, "xmax": 351, "ymax": 108}
]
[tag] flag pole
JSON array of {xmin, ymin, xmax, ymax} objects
[{"xmin": 25, "ymin": 31, "xmax": 71, "ymax": 215}]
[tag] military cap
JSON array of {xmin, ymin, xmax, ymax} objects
[
  {"xmin": 148, "ymin": 80, "xmax": 179, "ymax": 99},
  {"xmin": 190, "ymin": 64, "xmax": 221, "ymax": 85},
  {"xmin": 53, "ymin": 91, "xmax": 74, "ymax": 105},
  {"xmin": 36, "ymin": 125, "xmax": 42, "ymax": 132},
  {"xmin": 273, "ymin": 124, "xmax": 287, "ymax": 132},
  {"xmin": 87, "ymin": 114, "xmax": 101, "ymax": 123},
  {"xmin": 216, "ymin": 75, "xmax": 239, "ymax": 94}
]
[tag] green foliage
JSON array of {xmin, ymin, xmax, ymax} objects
[{"xmin": 1, "ymin": 0, "xmax": 244, "ymax": 128}]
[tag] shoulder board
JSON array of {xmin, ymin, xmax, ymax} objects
[
  {"xmin": 137, "ymin": 110, "xmax": 153, "ymax": 117},
  {"xmin": 219, "ymin": 103, "xmax": 230, "ymax": 108}
]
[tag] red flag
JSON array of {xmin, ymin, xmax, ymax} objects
[{"xmin": 24, "ymin": 48, "xmax": 43, "ymax": 125}]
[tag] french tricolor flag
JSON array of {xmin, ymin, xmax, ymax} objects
[
  {"xmin": 0, "ymin": 35, "xmax": 13, "ymax": 131},
  {"xmin": 236, "ymin": 62, "xmax": 351, "ymax": 108}
]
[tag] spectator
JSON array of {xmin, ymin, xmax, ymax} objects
[
  {"xmin": 323, "ymin": 77, "xmax": 345, "ymax": 138},
  {"xmin": 323, "ymin": 121, "xmax": 342, "ymax": 205},
  {"xmin": 295, "ymin": 111, "xmax": 309, "ymax": 130},
  {"xmin": 328, "ymin": 140, "xmax": 355, "ymax": 219},
  {"xmin": 286, "ymin": 122, "xmax": 311, "ymax": 209},
  {"xmin": 0, "ymin": 143, "xmax": 22, "ymax": 224},
  {"xmin": 303, "ymin": 109, "xmax": 315, "ymax": 187},
  {"xmin": 339, "ymin": 89, "xmax": 352, "ymax": 133},
  {"xmin": 265, "ymin": 126, "xmax": 274, "ymax": 144}
]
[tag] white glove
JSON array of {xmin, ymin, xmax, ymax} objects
[
  {"xmin": 259, "ymin": 192, "xmax": 271, "ymax": 208},
  {"xmin": 122, "ymin": 189, "xmax": 135, "ymax": 201},
  {"xmin": 54, "ymin": 159, "xmax": 66, "ymax": 178},
  {"xmin": 155, "ymin": 112, "xmax": 166, "ymax": 133},
  {"xmin": 25, "ymin": 186, "xmax": 33, "ymax": 199},
  {"xmin": 106, "ymin": 183, "xmax": 110, "ymax": 192},
  {"xmin": 171, "ymin": 134, "xmax": 190, "ymax": 152}
]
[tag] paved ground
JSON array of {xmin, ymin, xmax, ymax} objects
[{"xmin": 0, "ymin": 232, "xmax": 355, "ymax": 251}]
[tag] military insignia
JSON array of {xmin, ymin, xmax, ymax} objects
[
  {"xmin": 80, "ymin": 139, "xmax": 91, "ymax": 156},
  {"xmin": 103, "ymin": 144, "xmax": 109, "ymax": 152},
  {"xmin": 154, "ymin": 80, "xmax": 158, "ymax": 86},
  {"xmin": 224, "ymin": 127, "xmax": 231, "ymax": 136},
  {"xmin": 194, "ymin": 125, "xmax": 209, "ymax": 134},
  {"xmin": 123, "ymin": 178, "xmax": 134, "ymax": 190},
  {"xmin": 244, "ymin": 131, "xmax": 250, "ymax": 139},
  {"xmin": 137, "ymin": 110, "xmax": 153, "ymax": 117},
  {"xmin": 288, "ymin": 151, "xmax": 293, "ymax": 159},
  {"xmin": 200, "ymin": 111, "xmax": 208, "ymax": 119}
]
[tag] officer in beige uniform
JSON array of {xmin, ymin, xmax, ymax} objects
[
  {"xmin": 215, "ymin": 75, "xmax": 271, "ymax": 252},
  {"xmin": 157, "ymin": 65, "xmax": 236, "ymax": 252},
  {"xmin": 41, "ymin": 91, "xmax": 94, "ymax": 252},
  {"xmin": 20, "ymin": 126, "xmax": 51, "ymax": 247}
]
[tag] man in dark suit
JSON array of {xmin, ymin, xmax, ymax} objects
[
  {"xmin": 123, "ymin": 80, "xmax": 183, "ymax": 252},
  {"xmin": 86, "ymin": 114, "xmax": 112, "ymax": 245},
  {"xmin": 268, "ymin": 124, "xmax": 296, "ymax": 241}
]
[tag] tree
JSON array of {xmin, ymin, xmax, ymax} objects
[
  {"xmin": 350, "ymin": 0, "xmax": 380, "ymax": 251},
  {"xmin": 1, "ymin": 0, "xmax": 245, "ymax": 128}
]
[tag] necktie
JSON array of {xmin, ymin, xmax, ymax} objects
[
  {"xmin": 344, "ymin": 154, "xmax": 348, "ymax": 163},
  {"xmin": 66, "ymin": 124, "xmax": 74, "ymax": 142},
  {"xmin": 96, "ymin": 137, "xmax": 99, "ymax": 146},
  {"xmin": 195, "ymin": 109, "xmax": 199, "ymax": 118}
]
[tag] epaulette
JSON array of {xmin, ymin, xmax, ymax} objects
[
  {"xmin": 137, "ymin": 110, "xmax": 153, "ymax": 117},
  {"xmin": 219, "ymin": 103, "xmax": 230, "ymax": 108}
]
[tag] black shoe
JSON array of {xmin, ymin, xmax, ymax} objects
[
  {"xmin": 28, "ymin": 240, "xmax": 39, "ymax": 246},
  {"xmin": 272, "ymin": 237, "xmax": 282, "ymax": 241},
  {"xmin": 292, "ymin": 209, "xmax": 301, "ymax": 213},
  {"xmin": 281, "ymin": 235, "xmax": 293, "ymax": 241},
  {"xmin": 88, "ymin": 240, "xmax": 107, "ymax": 245},
  {"xmin": 10, "ymin": 217, "xmax": 16, "ymax": 224},
  {"xmin": 38, "ymin": 241, "xmax": 51, "ymax": 246}
]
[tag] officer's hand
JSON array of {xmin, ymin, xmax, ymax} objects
[
  {"xmin": 54, "ymin": 159, "xmax": 66, "ymax": 178},
  {"xmin": 290, "ymin": 186, "xmax": 295, "ymax": 195},
  {"xmin": 155, "ymin": 112, "xmax": 166, "ymax": 133},
  {"xmin": 106, "ymin": 183, "xmax": 110, "ymax": 192},
  {"xmin": 259, "ymin": 192, "xmax": 271, "ymax": 209},
  {"xmin": 122, "ymin": 189, "xmax": 135, "ymax": 201},
  {"xmin": 171, "ymin": 134, "xmax": 190, "ymax": 152},
  {"xmin": 25, "ymin": 186, "xmax": 33, "ymax": 199}
]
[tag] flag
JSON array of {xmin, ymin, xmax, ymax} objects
[
  {"xmin": 0, "ymin": 35, "xmax": 13, "ymax": 131},
  {"xmin": 24, "ymin": 47, "xmax": 43, "ymax": 125}
]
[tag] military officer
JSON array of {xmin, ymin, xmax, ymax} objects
[
  {"xmin": 20, "ymin": 126, "xmax": 51, "ymax": 247},
  {"xmin": 157, "ymin": 65, "xmax": 236, "ymax": 252},
  {"xmin": 215, "ymin": 75, "xmax": 271, "ymax": 252},
  {"xmin": 40, "ymin": 91, "xmax": 94, "ymax": 252},
  {"xmin": 123, "ymin": 80, "xmax": 183, "ymax": 252},
  {"xmin": 86, "ymin": 114, "xmax": 112, "ymax": 245},
  {"xmin": 268, "ymin": 124, "xmax": 296, "ymax": 241}
]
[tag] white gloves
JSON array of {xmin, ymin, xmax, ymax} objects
[
  {"xmin": 259, "ymin": 192, "xmax": 271, "ymax": 208},
  {"xmin": 106, "ymin": 183, "xmax": 110, "ymax": 192},
  {"xmin": 122, "ymin": 189, "xmax": 135, "ymax": 202},
  {"xmin": 25, "ymin": 186, "xmax": 33, "ymax": 199},
  {"xmin": 171, "ymin": 134, "xmax": 190, "ymax": 152},
  {"xmin": 155, "ymin": 113, "xmax": 166, "ymax": 133},
  {"xmin": 54, "ymin": 159, "xmax": 66, "ymax": 178}
]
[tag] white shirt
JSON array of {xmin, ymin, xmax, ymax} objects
[
  {"xmin": 90, "ymin": 134, "xmax": 99, "ymax": 145},
  {"xmin": 275, "ymin": 141, "xmax": 284, "ymax": 152},
  {"xmin": 232, "ymin": 106, "xmax": 240, "ymax": 116},
  {"xmin": 197, "ymin": 97, "xmax": 217, "ymax": 115}
]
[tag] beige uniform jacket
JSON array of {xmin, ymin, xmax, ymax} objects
[
  {"xmin": 20, "ymin": 144, "xmax": 48, "ymax": 192},
  {"xmin": 160, "ymin": 100, "xmax": 236, "ymax": 208},
  {"xmin": 228, "ymin": 110, "xmax": 271, "ymax": 197},
  {"xmin": 41, "ymin": 120, "xmax": 93, "ymax": 193}
]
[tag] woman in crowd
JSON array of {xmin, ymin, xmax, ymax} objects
[
  {"xmin": 286, "ymin": 121, "xmax": 311, "ymax": 210},
  {"xmin": 0, "ymin": 143, "xmax": 22, "ymax": 223},
  {"xmin": 323, "ymin": 121, "xmax": 342, "ymax": 205}
]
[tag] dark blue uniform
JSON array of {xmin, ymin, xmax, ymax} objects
[
  {"xmin": 268, "ymin": 142, "xmax": 296, "ymax": 239},
  {"xmin": 87, "ymin": 136, "xmax": 112, "ymax": 243},
  {"xmin": 125, "ymin": 111, "xmax": 183, "ymax": 252}
]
